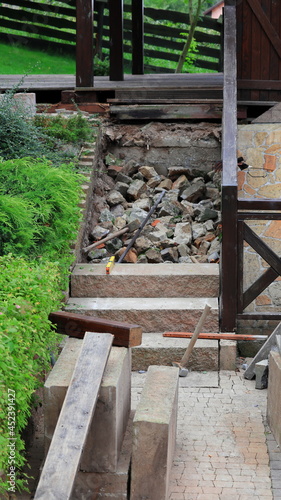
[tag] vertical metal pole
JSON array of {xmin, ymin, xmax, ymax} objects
[
  {"xmin": 132, "ymin": 0, "xmax": 144, "ymax": 74},
  {"xmin": 76, "ymin": 0, "xmax": 94, "ymax": 87},
  {"xmin": 109, "ymin": 0, "xmax": 124, "ymax": 80}
]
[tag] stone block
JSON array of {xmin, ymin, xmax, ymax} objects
[
  {"xmin": 219, "ymin": 339, "xmax": 237, "ymax": 370},
  {"xmin": 71, "ymin": 415, "xmax": 133, "ymax": 500},
  {"xmin": 44, "ymin": 338, "xmax": 131, "ymax": 472},
  {"xmin": 130, "ymin": 365, "xmax": 179, "ymax": 500},
  {"xmin": 254, "ymin": 359, "xmax": 269, "ymax": 389},
  {"xmin": 267, "ymin": 351, "xmax": 281, "ymax": 447}
]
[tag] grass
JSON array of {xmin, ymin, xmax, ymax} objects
[{"xmin": 0, "ymin": 41, "xmax": 75, "ymax": 74}]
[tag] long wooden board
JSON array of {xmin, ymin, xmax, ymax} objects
[
  {"xmin": 49, "ymin": 311, "xmax": 142, "ymax": 347},
  {"xmin": 34, "ymin": 332, "xmax": 113, "ymax": 500}
]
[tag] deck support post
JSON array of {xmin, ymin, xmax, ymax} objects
[
  {"xmin": 76, "ymin": 0, "xmax": 94, "ymax": 87},
  {"xmin": 109, "ymin": 0, "xmax": 124, "ymax": 81},
  {"xmin": 132, "ymin": 0, "xmax": 144, "ymax": 75},
  {"xmin": 220, "ymin": 0, "xmax": 238, "ymax": 332}
]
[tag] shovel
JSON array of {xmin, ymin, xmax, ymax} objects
[{"xmin": 172, "ymin": 303, "xmax": 211, "ymax": 377}]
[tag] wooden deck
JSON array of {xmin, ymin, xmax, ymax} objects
[{"xmin": 0, "ymin": 73, "xmax": 223, "ymax": 99}]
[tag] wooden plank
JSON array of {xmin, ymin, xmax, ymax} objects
[
  {"xmin": 48, "ymin": 311, "xmax": 142, "ymax": 347},
  {"xmin": 109, "ymin": 103, "xmax": 223, "ymax": 120},
  {"xmin": 244, "ymin": 321, "xmax": 281, "ymax": 379},
  {"xmin": 76, "ymin": 0, "xmax": 94, "ymax": 87},
  {"xmin": 34, "ymin": 332, "xmax": 113, "ymax": 500},
  {"xmin": 109, "ymin": 0, "xmax": 124, "ymax": 81},
  {"xmin": 237, "ymin": 220, "xmax": 244, "ymax": 314},
  {"xmin": 132, "ymin": 0, "xmax": 144, "ymax": 75}
]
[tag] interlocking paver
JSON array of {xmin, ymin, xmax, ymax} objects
[{"xmin": 132, "ymin": 369, "xmax": 280, "ymax": 500}]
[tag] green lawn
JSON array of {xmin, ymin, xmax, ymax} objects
[{"xmin": 0, "ymin": 42, "xmax": 76, "ymax": 74}]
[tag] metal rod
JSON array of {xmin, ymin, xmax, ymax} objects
[{"xmin": 117, "ymin": 189, "xmax": 166, "ymax": 263}]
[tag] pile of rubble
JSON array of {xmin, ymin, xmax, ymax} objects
[{"xmin": 85, "ymin": 156, "xmax": 222, "ymax": 264}]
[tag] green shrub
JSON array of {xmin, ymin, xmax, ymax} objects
[
  {"xmin": 0, "ymin": 255, "xmax": 63, "ymax": 495},
  {"xmin": 0, "ymin": 89, "xmax": 91, "ymax": 163},
  {"xmin": 0, "ymin": 157, "xmax": 83, "ymax": 262},
  {"xmin": 34, "ymin": 112, "xmax": 93, "ymax": 144}
]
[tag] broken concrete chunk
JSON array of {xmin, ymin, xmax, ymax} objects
[
  {"xmin": 147, "ymin": 175, "xmax": 162, "ymax": 189},
  {"xmin": 158, "ymin": 200, "xmax": 182, "ymax": 218},
  {"xmin": 132, "ymin": 198, "xmax": 152, "ymax": 212},
  {"xmin": 254, "ymin": 359, "xmax": 269, "ymax": 390},
  {"xmin": 180, "ymin": 179, "xmax": 205, "ymax": 203},
  {"xmin": 145, "ymin": 248, "xmax": 163, "ymax": 263},
  {"xmin": 172, "ymin": 174, "xmax": 190, "ymax": 192},
  {"xmin": 115, "ymin": 181, "xmax": 129, "ymax": 197},
  {"xmin": 139, "ymin": 165, "xmax": 159, "ymax": 179},
  {"xmin": 99, "ymin": 208, "xmax": 115, "ymax": 223},
  {"xmin": 105, "ymin": 237, "xmax": 123, "ymax": 253},
  {"xmin": 116, "ymin": 247, "xmax": 138, "ymax": 263},
  {"xmin": 156, "ymin": 178, "xmax": 173, "ymax": 191},
  {"xmin": 116, "ymin": 171, "xmax": 132, "ymax": 184},
  {"xmin": 106, "ymin": 190, "xmax": 126, "ymax": 207},
  {"xmin": 192, "ymin": 222, "xmax": 206, "ymax": 240},
  {"xmin": 88, "ymin": 248, "xmax": 108, "ymax": 261},
  {"xmin": 90, "ymin": 226, "xmax": 110, "ymax": 241},
  {"xmin": 127, "ymin": 179, "xmax": 147, "ymax": 200},
  {"xmin": 126, "ymin": 208, "xmax": 148, "ymax": 224},
  {"xmin": 110, "ymin": 204, "xmax": 125, "ymax": 218},
  {"xmin": 160, "ymin": 247, "xmax": 179, "ymax": 262},
  {"xmin": 173, "ymin": 222, "xmax": 192, "ymax": 245},
  {"xmin": 135, "ymin": 236, "xmax": 152, "ymax": 253}
]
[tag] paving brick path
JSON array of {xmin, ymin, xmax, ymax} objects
[{"xmin": 132, "ymin": 370, "xmax": 281, "ymax": 500}]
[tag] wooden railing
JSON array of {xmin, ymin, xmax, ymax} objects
[
  {"xmin": 221, "ymin": 0, "xmax": 281, "ymax": 332},
  {"xmin": 0, "ymin": 0, "xmax": 222, "ymax": 76}
]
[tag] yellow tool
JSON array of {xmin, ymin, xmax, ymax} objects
[{"xmin": 106, "ymin": 256, "xmax": 115, "ymax": 275}]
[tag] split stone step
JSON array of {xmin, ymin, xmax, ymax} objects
[
  {"xmin": 65, "ymin": 297, "xmax": 219, "ymax": 334},
  {"xmin": 131, "ymin": 332, "xmax": 219, "ymax": 371},
  {"xmin": 71, "ymin": 263, "xmax": 219, "ymax": 298}
]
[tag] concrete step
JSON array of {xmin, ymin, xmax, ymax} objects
[
  {"xmin": 71, "ymin": 263, "xmax": 219, "ymax": 298},
  {"xmin": 65, "ymin": 297, "xmax": 219, "ymax": 333},
  {"xmin": 131, "ymin": 333, "xmax": 219, "ymax": 371}
]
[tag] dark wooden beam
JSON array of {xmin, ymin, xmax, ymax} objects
[
  {"xmin": 108, "ymin": 0, "xmax": 124, "ymax": 81},
  {"xmin": 76, "ymin": 0, "xmax": 94, "ymax": 87},
  {"xmin": 238, "ymin": 79, "xmax": 281, "ymax": 90},
  {"xmin": 49, "ymin": 311, "xmax": 142, "ymax": 347},
  {"xmin": 132, "ymin": 0, "xmax": 144, "ymax": 74},
  {"xmin": 238, "ymin": 199, "xmax": 281, "ymax": 211},
  {"xmin": 246, "ymin": 0, "xmax": 281, "ymax": 60}
]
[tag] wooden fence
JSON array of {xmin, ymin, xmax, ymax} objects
[{"xmin": 0, "ymin": 0, "xmax": 223, "ymax": 73}]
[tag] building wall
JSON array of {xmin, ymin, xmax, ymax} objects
[{"xmin": 237, "ymin": 124, "xmax": 281, "ymax": 318}]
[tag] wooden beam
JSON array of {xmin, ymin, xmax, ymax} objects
[
  {"xmin": 109, "ymin": 103, "xmax": 223, "ymax": 120},
  {"xmin": 244, "ymin": 223, "xmax": 281, "ymax": 275},
  {"xmin": 34, "ymin": 332, "xmax": 113, "ymax": 500},
  {"xmin": 49, "ymin": 311, "xmax": 142, "ymax": 347},
  {"xmin": 132, "ymin": 0, "xmax": 144, "ymax": 75},
  {"xmin": 76, "ymin": 0, "xmax": 94, "ymax": 87},
  {"xmin": 108, "ymin": 0, "xmax": 124, "ymax": 81}
]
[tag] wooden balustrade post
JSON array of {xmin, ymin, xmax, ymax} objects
[
  {"xmin": 76, "ymin": 0, "xmax": 94, "ymax": 87},
  {"xmin": 109, "ymin": 0, "xmax": 124, "ymax": 81},
  {"xmin": 132, "ymin": 0, "xmax": 144, "ymax": 74}
]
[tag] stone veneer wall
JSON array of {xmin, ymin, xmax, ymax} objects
[{"xmin": 237, "ymin": 123, "xmax": 281, "ymax": 335}]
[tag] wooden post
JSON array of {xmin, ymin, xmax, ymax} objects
[
  {"xmin": 132, "ymin": 0, "xmax": 144, "ymax": 75},
  {"xmin": 76, "ymin": 0, "xmax": 94, "ymax": 87},
  {"xmin": 109, "ymin": 0, "xmax": 124, "ymax": 81},
  {"xmin": 220, "ymin": 2, "xmax": 238, "ymax": 332}
]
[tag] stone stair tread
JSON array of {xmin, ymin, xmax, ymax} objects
[
  {"xmin": 66, "ymin": 297, "xmax": 218, "ymax": 311},
  {"xmin": 135, "ymin": 332, "xmax": 218, "ymax": 348},
  {"xmin": 72, "ymin": 263, "xmax": 219, "ymax": 277}
]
